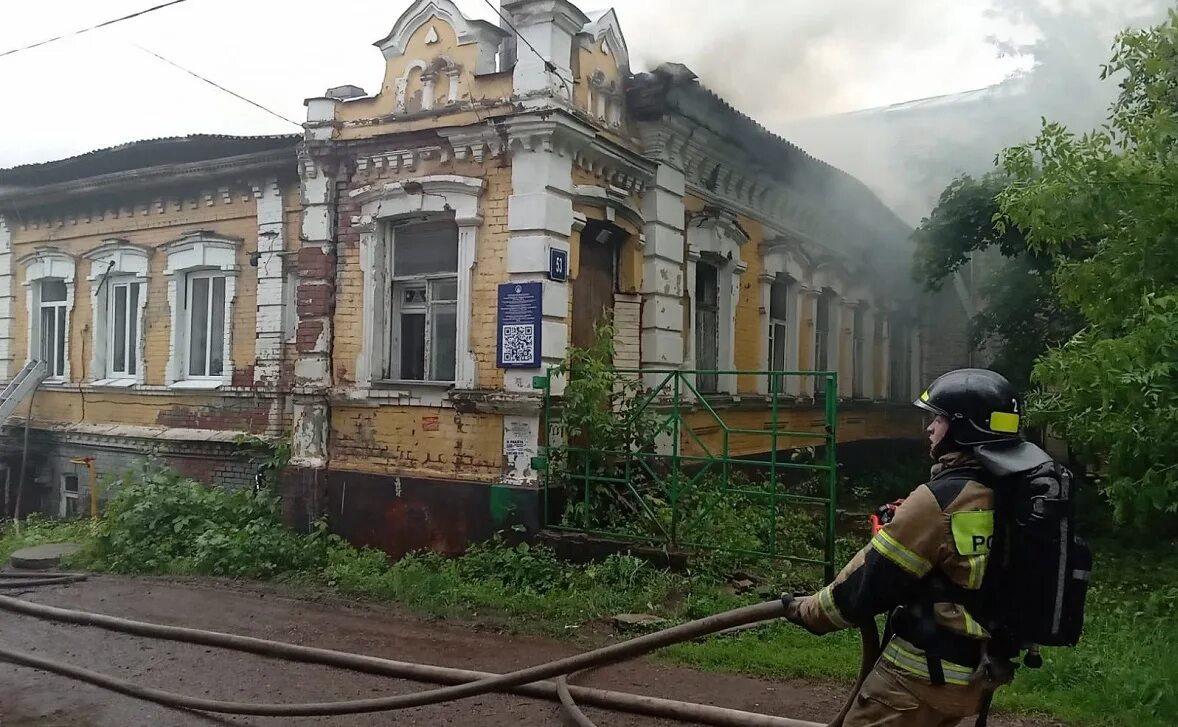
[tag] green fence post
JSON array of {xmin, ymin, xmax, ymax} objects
[
  {"xmin": 670, "ymin": 371, "xmax": 682, "ymax": 547},
  {"xmin": 824, "ymin": 371, "xmax": 839, "ymax": 583}
]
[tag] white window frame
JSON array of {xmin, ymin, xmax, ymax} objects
[
  {"xmin": 768, "ymin": 274, "xmax": 792, "ymax": 396},
  {"xmin": 162, "ymin": 232, "xmax": 239, "ymax": 389},
  {"xmin": 21, "ymin": 248, "xmax": 76, "ymax": 383},
  {"xmin": 760, "ymin": 244, "xmax": 806, "ymax": 397},
  {"xmin": 85, "ymin": 241, "xmax": 149, "ymax": 387},
  {"xmin": 60, "ymin": 472, "xmax": 80, "ymax": 518},
  {"xmin": 685, "ymin": 216, "xmax": 748, "ymax": 397},
  {"xmin": 183, "ymin": 271, "xmax": 230, "ymax": 381},
  {"xmin": 354, "ymin": 175, "xmax": 483, "ymax": 403},
  {"xmin": 384, "ymin": 220, "xmax": 461, "ymax": 384}
]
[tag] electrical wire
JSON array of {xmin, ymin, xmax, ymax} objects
[
  {"xmin": 133, "ymin": 45, "xmax": 301, "ymax": 128},
  {"xmin": 480, "ymin": 0, "xmax": 575, "ymax": 99},
  {"xmin": 0, "ymin": 0, "xmax": 194, "ymax": 59}
]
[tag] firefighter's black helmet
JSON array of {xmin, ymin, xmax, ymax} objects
[{"xmin": 914, "ymin": 368, "xmax": 1021, "ymax": 447}]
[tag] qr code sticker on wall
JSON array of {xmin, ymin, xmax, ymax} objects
[{"xmin": 501, "ymin": 324, "xmax": 536, "ymax": 365}]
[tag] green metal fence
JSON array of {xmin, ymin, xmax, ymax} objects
[{"xmin": 532, "ymin": 368, "xmax": 839, "ymax": 581}]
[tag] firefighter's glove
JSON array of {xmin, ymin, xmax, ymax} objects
[{"xmin": 780, "ymin": 593, "xmax": 823, "ymax": 635}]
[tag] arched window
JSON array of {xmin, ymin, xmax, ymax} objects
[
  {"xmin": 163, "ymin": 232, "xmax": 240, "ymax": 388},
  {"xmin": 21, "ymin": 249, "xmax": 76, "ymax": 381},
  {"xmin": 85, "ymin": 240, "xmax": 149, "ymax": 385}
]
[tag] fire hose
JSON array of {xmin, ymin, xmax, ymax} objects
[{"xmin": 0, "ymin": 574, "xmax": 881, "ymax": 726}]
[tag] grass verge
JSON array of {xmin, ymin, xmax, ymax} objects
[{"xmin": 0, "ymin": 473, "xmax": 1173, "ymax": 727}]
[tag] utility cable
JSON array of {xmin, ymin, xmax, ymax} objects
[
  {"xmin": 0, "ymin": 0, "xmax": 194, "ymax": 58},
  {"xmin": 133, "ymin": 45, "xmax": 301, "ymax": 128}
]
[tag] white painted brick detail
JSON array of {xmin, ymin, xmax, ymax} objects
[
  {"xmin": 0, "ymin": 216, "xmax": 12, "ymax": 380},
  {"xmin": 254, "ymin": 180, "xmax": 287, "ymax": 387}
]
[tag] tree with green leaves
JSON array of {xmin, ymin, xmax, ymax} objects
[
  {"xmin": 912, "ymin": 174, "xmax": 1081, "ymax": 391},
  {"xmin": 996, "ymin": 10, "xmax": 1178, "ymax": 525}
]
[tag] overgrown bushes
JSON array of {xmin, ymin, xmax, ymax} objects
[{"xmin": 88, "ymin": 464, "xmax": 332, "ymax": 579}]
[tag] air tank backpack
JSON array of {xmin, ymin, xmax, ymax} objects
[{"xmin": 973, "ymin": 440, "xmax": 1091, "ymax": 657}]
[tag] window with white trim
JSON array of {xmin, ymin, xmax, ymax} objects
[
  {"xmin": 61, "ymin": 473, "xmax": 80, "ymax": 518},
  {"xmin": 383, "ymin": 218, "xmax": 459, "ymax": 383},
  {"xmin": 694, "ymin": 258, "xmax": 720, "ymax": 394},
  {"xmin": 38, "ymin": 279, "xmax": 68, "ymax": 379},
  {"xmin": 184, "ymin": 272, "xmax": 228, "ymax": 379},
  {"xmin": 86, "ymin": 242, "xmax": 149, "ymax": 385},
  {"xmin": 163, "ymin": 233, "xmax": 238, "ymax": 387},
  {"xmin": 106, "ymin": 279, "xmax": 142, "ymax": 378},
  {"xmin": 768, "ymin": 274, "xmax": 790, "ymax": 395},
  {"xmin": 22, "ymin": 249, "xmax": 75, "ymax": 382}
]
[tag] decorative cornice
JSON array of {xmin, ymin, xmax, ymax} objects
[
  {"xmin": 7, "ymin": 178, "xmax": 279, "ymax": 234},
  {"xmin": 638, "ymin": 119, "xmax": 834, "ymax": 245},
  {"xmin": 506, "ymin": 113, "xmax": 654, "ymax": 193},
  {"xmin": 0, "ymin": 149, "xmax": 295, "ymax": 211}
]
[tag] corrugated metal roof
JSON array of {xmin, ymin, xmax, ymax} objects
[{"xmin": 0, "ymin": 133, "xmax": 300, "ymax": 187}]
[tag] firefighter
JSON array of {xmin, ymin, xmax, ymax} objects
[{"xmin": 784, "ymin": 368, "xmax": 1022, "ymax": 727}]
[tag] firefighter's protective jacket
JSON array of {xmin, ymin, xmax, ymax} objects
[{"xmin": 796, "ymin": 452, "xmax": 996, "ymax": 685}]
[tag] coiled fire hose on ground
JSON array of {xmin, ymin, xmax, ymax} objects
[{"xmin": 0, "ymin": 574, "xmax": 880, "ymax": 727}]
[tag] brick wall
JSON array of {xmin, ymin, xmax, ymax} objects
[
  {"xmin": 733, "ymin": 215, "xmax": 766, "ymax": 393},
  {"xmin": 329, "ymin": 404, "xmax": 504, "ymax": 482},
  {"xmin": 330, "ymin": 159, "xmax": 511, "ymax": 392},
  {"xmin": 25, "ymin": 435, "xmax": 261, "ymax": 518},
  {"xmin": 7, "ymin": 179, "xmax": 298, "ymax": 438}
]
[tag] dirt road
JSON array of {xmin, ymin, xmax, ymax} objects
[{"xmin": 0, "ymin": 576, "xmax": 1058, "ymax": 726}]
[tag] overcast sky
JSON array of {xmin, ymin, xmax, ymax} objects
[{"xmin": 0, "ymin": 0, "xmax": 1035, "ymax": 169}]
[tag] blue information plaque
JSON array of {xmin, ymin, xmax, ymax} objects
[{"xmin": 496, "ymin": 282, "xmax": 543, "ymax": 369}]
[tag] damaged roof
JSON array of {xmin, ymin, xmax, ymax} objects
[
  {"xmin": 626, "ymin": 64, "xmax": 911, "ymax": 242},
  {"xmin": 0, "ymin": 134, "xmax": 300, "ymax": 188}
]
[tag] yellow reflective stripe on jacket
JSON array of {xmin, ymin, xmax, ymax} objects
[
  {"xmin": 964, "ymin": 554, "xmax": 987, "ymax": 590},
  {"xmin": 870, "ymin": 529, "xmax": 933, "ymax": 577},
  {"xmin": 961, "ymin": 609, "xmax": 987, "ymax": 638},
  {"xmin": 817, "ymin": 585, "xmax": 852, "ymax": 629},
  {"xmin": 883, "ymin": 640, "xmax": 976, "ymax": 687}
]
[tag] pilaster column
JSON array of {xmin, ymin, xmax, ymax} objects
[
  {"xmin": 501, "ymin": 117, "xmax": 577, "ymax": 485},
  {"xmin": 253, "ymin": 179, "xmax": 286, "ymax": 399},
  {"xmin": 640, "ymin": 164, "xmax": 686, "ymax": 390},
  {"xmin": 877, "ymin": 315, "xmax": 891, "ymax": 401},
  {"xmin": 799, "ymin": 286, "xmax": 821, "ymax": 396},
  {"xmin": 839, "ymin": 299, "xmax": 856, "ymax": 399},
  {"xmin": 859, "ymin": 306, "xmax": 876, "ymax": 400},
  {"xmin": 290, "ymin": 137, "xmax": 337, "ymax": 469},
  {"xmin": 0, "ymin": 216, "xmax": 13, "ymax": 380}
]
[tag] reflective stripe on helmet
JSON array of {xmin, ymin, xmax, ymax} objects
[{"xmin": 989, "ymin": 411, "xmax": 1020, "ymax": 433}]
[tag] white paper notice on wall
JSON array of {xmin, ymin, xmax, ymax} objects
[{"xmin": 504, "ymin": 418, "xmax": 534, "ymax": 456}]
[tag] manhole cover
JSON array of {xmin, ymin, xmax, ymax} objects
[{"xmin": 10, "ymin": 543, "xmax": 82, "ymax": 570}]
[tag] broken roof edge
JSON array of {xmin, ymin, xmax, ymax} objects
[
  {"xmin": 0, "ymin": 147, "xmax": 298, "ymax": 209},
  {"xmin": 0, "ymin": 133, "xmax": 301, "ymax": 188},
  {"xmin": 626, "ymin": 63, "xmax": 912, "ymax": 241}
]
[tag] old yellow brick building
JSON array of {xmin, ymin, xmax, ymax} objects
[
  {"xmin": 0, "ymin": 135, "xmax": 300, "ymax": 516},
  {"xmin": 1, "ymin": 0, "xmax": 944, "ymax": 554}
]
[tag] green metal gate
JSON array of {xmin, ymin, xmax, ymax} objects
[{"xmin": 533, "ymin": 368, "xmax": 839, "ymax": 581}]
